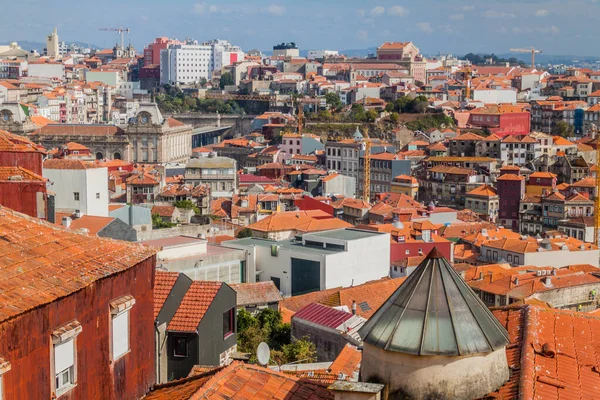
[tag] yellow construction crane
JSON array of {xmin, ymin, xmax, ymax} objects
[
  {"xmin": 593, "ymin": 124, "xmax": 600, "ymax": 246},
  {"xmin": 297, "ymin": 104, "xmax": 304, "ymax": 135},
  {"xmin": 363, "ymin": 128, "xmax": 372, "ymax": 203},
  {"xmin": 510, "ymin": 46, "xmax": 542, "ymax": 68},
  {"xmin": 99, "ymin": 26, "xmax": 131, "ymax": 49},
  {"xmin": 464, "ymin": 66, "xmax": 473, "ymax": 101}
]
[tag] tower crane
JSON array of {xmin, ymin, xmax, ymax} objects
[
  {"xmin": 510, "ymin": 46, "xmax": 542, "ymax": 68},
  {"xmin": 99, "ymin": 27, "xmax": 131, "ymax": 49}
]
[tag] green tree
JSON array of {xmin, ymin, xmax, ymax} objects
[
  {"xmin": 281, "ymin": 337, "xmax": 317, "ymax": 364},
  {"xmin": 390, "ymin": 112, "xmax": 400, "ymax": 124},
  {"xmin": 220, "ymin": 72, "xmax": 235, "ymax": 89},
  {"xmin": 236, "ymin": 308, "xmax": 316, "ymax": 365},
  {"xmin": 554, "ymin": 120, "xmax": 574, "ymax": 137},
  {"xmin": 236, "ymin": 227, "xmax": 253, "ymax": 238},
  {"xmin": 365, "ymin": 109, "xmax": 378, "ymax": 122},
  {"xmin": 151, "ymin": 213, "xmax": 175, "ymax": 229},
  {"xmin": 350, "ymin": 103, "xmax": 366, "ymax": 122},
  {"xmin": 324, "ymin": 92, "xmax": 342, "ymax": 110}
]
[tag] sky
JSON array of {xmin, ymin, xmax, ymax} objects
[{"xmin": 2, "ymin": 0, "xmax": 600, "ymax": 56}]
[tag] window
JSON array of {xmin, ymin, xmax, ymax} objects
[
  {"xmin": 73, "ymin": 192, "xmax": 80, "ymax": 201},
  {"xmin": 110, "ymin": 295, "xmax": 135, "ymax": 361},
  {"xmin": 223, "ymin": 308, "xmax": 234, "ymax": 338},
  {"xmin": 174, "ymin": 337, "xmax": 187, "ymax": 357},
  {"xmin": 95, "ymin": 193, "xmax": 100, "ymax": 199},
  {"xmin": 405, "ymin": 249, "xmax": 410, "ymax": 255},
  {"xmin": 52, "ymin": 320, "xmax": 82, "ymax": 396},
  {"xmin": 0, "ymin": 357, "xmax": 10, "ymax": 400}
]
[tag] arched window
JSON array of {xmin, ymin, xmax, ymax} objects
[
  {"xmin": 95, "ymin": 152, "xmax": 103, "ymax": 160},
  {"xmin": 113, "ymin": 152, "xmax": 121, "ymax": 160}
]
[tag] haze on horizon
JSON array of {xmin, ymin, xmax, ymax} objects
[{"xmin": 2, "ymin": 0, "xmax": 599, "ymax": 56}]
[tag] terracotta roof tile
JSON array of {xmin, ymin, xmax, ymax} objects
[
  {"xmin": 68, "ymin": 215, "xmax": 114, "ymax": 234},
  {"xmin": 466, "ymin": 184, "xmax": 498, "ymax": 197},
  {"xmin": 328, "ymin": 344, "xmax": 361, "ymax": 379},
  {"xmin": 167, "ymin": 281, "xmax": 222, "ymax": 332},
  {"xmin": 0, "ymin": 166, "xmax": 46, "ymax": 182},
  {"xmin": 281, "ymin": 277, "xmax": 406, "ymax": 322},
  {"xmin": 230, "ymin": 281, "xmax": 283, "ymax": 307},
  {"xmin": 43, "ymin": 159, "xmax": 99, "ymax": 170},
  {"xmin": 153, "ymin": 271, "xmax": 180, "ymax": 319},
  {"xmin": 0, "ymin": 129, "xmax": 46, "ymax": 154},
  {"xmin": 0, "ymin": 206, "xmax": 157, "ymax": 324}
]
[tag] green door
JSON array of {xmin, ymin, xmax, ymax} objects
[{"xmin": 291, "ymin": 258, "xmax": 321, "ymax": 296}]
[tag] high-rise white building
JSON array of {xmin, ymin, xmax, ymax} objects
[
  {"xmin": 160, "ymin": 39, "xmax": 244, "ymax": 85},
  {"xmin": 46, "ymin": 27, "xmax": 59, "ymax": 59},
  {"xmin": 211, "ymin": 39, "xmax": 244, "ymax": 71}
]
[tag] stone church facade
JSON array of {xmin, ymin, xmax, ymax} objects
[{"xmin": 0, "ymin": 102, "xmax": 193, "ymax": 163}]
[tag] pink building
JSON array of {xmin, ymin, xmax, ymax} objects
[{"xmin": 143, "ymin": 37, "xmax": 183, "ymax": 67}]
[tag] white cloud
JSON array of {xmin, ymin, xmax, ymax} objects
[
  {"xmin": 193, "ymin": 3, "xmax": 208, "ymax": 14},
  {"xmin": 370, "ymin": 6, "xmax": 385, "ymax": 16},
  {"xmin": 356, "ymin": 29, "xmax": 369, "ymax": 41},
  {"xmin": 193, "ymin": 2, "xmax": 219, "ymax": 14},
  {"xmin": 357, "ymin": 9, "xmax": 366, "ymax": 17},
  {"xmin": 537, "ymin": 25, "xmax": 560, "ymax": 34},
  {"xmin": 462, "ymin": 5, "xmax": 475, "ymax": 11},
  {"xmin": 449, "ymin": 13, "xmax": 464, "ymax": 21},
  {"xmin": 535, "ymin": 9, "xmax": 550, "ymax": 16},
  {"xmin": 389, "ymin": 5, "xmax": 409, "ymax": 16},
  {"xmin": 266, "ymin": 4, "xmax": 285, "ymax": 16},
  {"xmin": 483, "ymin": 10, "xmax": 516, "ymax": 18},
  {"xmin": 416, "ymin": 22, "xmax": 433, "ymax": 34}
]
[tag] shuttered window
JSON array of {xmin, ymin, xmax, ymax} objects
[
  {"xmin": 112, "ymin": 310, "xmax": 129, "ymax": 360},
  {"xmin": 54, "ymin": 339, "xmax": 74, "ymax": 391}
]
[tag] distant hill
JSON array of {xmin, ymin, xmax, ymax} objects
[{"xmin": 0, "ymin": 40, "xmax": 101, "ymax": 52}]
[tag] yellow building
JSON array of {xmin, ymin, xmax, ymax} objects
[{"xmin": 390, "ymin": 174, "xmax": 419, "ymax": 198}]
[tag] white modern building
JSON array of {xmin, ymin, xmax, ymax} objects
[
  {"xmin": 307, "ymin": 50, "xmax": 339, "ymax": 60},
  {"xmin": 160, "ymin": 39, "xmax": 244, "ymax": 85},
  {"xmin": 43, "ymin": 159, "xmax": 109, "ymax": 217},
  {"xmin": 224, "ymin": 228, "xmax": 391, "ymax": 297},
  {"xmin": 211, "ymin": 39, "xmax": 245, "ymax": 72},
  {"xmin": 28, "ymin": 61, "xmax": 65, "ymax": 79},
  {"xmin": 142, "ymin": 235, "xmax": 248, "ymax": 284}
]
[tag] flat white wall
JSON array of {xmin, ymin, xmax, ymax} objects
[
  {"xmin": 44, "ymin": 166, "xmax": 108, "ymax": 216},
  {"xmin": 28, "ymin": 63, "xmax": 64, "ymax": 79},
  {"xmin": 473, "ymin": 89, "xmax": 516, "ymax": 105},
  {"xmin": 224, "ymin": 231, "xmax": 391, "ymax": 296}
]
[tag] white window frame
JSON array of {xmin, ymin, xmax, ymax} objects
[
  {"xmin": 110, "ymin": 295, "xmax": 135, "ymax": 361},
  {"xmin": 51, "ymin": 320, "xmax": 82, "ymax": 397},
  {"xmin": 0, "ymin": 357, "xmax": 11, "ymax": 400}
]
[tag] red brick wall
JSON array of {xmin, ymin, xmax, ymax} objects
[{"xmin": 0, "ymin": 256, "xmax": 157, "ymax": 400}]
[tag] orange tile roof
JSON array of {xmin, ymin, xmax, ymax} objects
[
  {"xmin": 154, "ymin": 271, "xmax": 180, "ymax": 319},
  {"xmin": 248, "ymin": 210, "xmax": 351, "ymax": 233},
  {"xmin": 30, "ymin": 115, "xmax": 56, "ymax": 127},
  {"xmin": 466, "ymin": 184, "xmax": 498, "ymax": 197},
  {"xmin": 68, "ymin": 215, "xmax": 114, "ymax": 234},
  {"xmin": 0, "ymin": 129, "xmax": 46, "ymax": 154},
  {"xmin": 491, "ymin": 305, "xmax": 600, "ymax": 400},
  {"xmin": 126, "ymin": 172, "xmax": 160, "ymax": 185},
  {"xmin": 281, "ymin": 277, "xmax": 406, "ymax": 322},
  {"xmin": 152, "ymin": 205, "xmax": 175, "ymax": 217},
  {"xmin": 451, "ymin": 132, "xmax": 485, "ymax": 141},
  {"xmin": 529, "ymin": 171, "xmax": 557, "ymax": 179},
  {"xmin": 0, "ymin": 206, "xmax": 157, "ymax": 324},
  {"xmin": 0, "ymin": 166, "xmax": 46, "ymax": 182},
  {"xmin": 497, "ymin": 173, "xmax": 525, "ymax": 181},
  {"xmin": 146, "ymin": 361, "xmax": 334, "ymax": 399},
  {"xmin": 230, "ymin": 281, "xmax": 283, "ymax": 307},
  {"xmin": 43, "ymin": 159, "xmax": 99, "ymax": 170},
  {"xmin": 167, "ymin": 281, "xmax": 222, "ymax": 332},
  {"xmin": 328, "ymin": 344, "xmax": 361, "ymax": 378}
]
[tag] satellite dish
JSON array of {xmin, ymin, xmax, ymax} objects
[{"xmin": 256, "ymin": 342, "xmax": 270, "ymax": 366}]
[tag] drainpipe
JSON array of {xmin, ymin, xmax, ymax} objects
[{"xmin": 155, "ymin": 321, "xmax": 161, "ymax": 383}]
